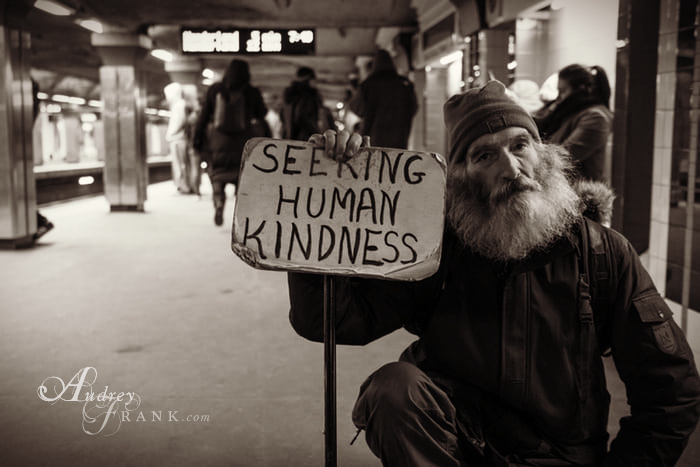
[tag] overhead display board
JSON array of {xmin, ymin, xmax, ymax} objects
[
  {"xmin": 181, "ymin": 28, "xmax": 315, "ymax": 54},
  {"xmin": 232, "ymin": 138, "xmax": 446, "ymax": 281}
]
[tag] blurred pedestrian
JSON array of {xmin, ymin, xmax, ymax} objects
[
  {"xmin": 31, "ymin": 79, "xmax": 54, "ymax": 241},
  {"xmin": 534, "ymin": 64, "xmax": 613, "ymax": 182},
  {"xmin": 507, "ymin": 79, "xmax": 543, "ymax": 114},
  {"xmin": 265, "ymin": 93, "xmax": 284, "ymax": 139},
  {"xmin": 182, "ymin": 84, "xmax": 202, "ymax": 196},
  {"xmin": 193, "ymin": 59, "xmax": 270, "ymax": 226},
  {"xmin": 349, "ymin": 48, "xmax": 418, "ymax": 149},
  {"xmin": 282, "ymin": 66, "xmax": 324, "ymax": 141},
  {"xmin": 165, "ymin": 82, "xmax": 192, "ymax": 194}
]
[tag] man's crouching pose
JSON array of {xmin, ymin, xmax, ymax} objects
[{"xmin": 287, "ymin": 80, "xmax": 700, "ymax": 466}]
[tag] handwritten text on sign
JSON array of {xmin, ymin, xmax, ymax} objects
[{"xmin": 232, "ymin": 138, "xmax": 446, "ymax": 281}]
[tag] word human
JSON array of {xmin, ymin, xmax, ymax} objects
[{"xmin": 233, "ymin": 140, "xmax": 445, "ymax": 279}]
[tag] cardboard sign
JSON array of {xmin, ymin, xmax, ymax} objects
[{"xmin": 232, "ymin": 138, "xmax": 446, "ymax": 281}]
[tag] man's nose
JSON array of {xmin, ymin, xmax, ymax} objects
[{"xmin": 500, "ymin": 151, "xmax": 521, "ymax": 180}]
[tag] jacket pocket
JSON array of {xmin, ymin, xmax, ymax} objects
[{"xmin": 632, "ymin": 292, "xmax": 678, "ymax": 355}]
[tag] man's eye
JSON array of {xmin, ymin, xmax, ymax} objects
[
  {"xmin": 512, "ymin": 141, "xmax": 529, "ymax": 152},
  {"xmin": 475, "ymin": 152, "xmax": 493, "ymax": 163}
]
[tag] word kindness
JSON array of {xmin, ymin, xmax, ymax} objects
[{"xmin": 232, "ymin": 139, "xmax": 446, "ymax": 280}]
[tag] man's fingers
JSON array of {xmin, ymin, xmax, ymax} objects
[
  {"xmin": 335, "ymin": 130, "xmax": 351, "ymax": 160},
  {"xmin": 323, "ymin": 129, "xmax": 337, "ymax": 159},
  {"xmin": 308, "ymin": 133, "xmax": 325, "ymax": 148},
  {"xmin": 346, "ymin": 133, "xmax": 364, "ymax": 158}
]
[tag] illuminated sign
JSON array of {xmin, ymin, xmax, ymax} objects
[{"xmin": 181, "ymin": 28, "xmax": 315, "ymax": 55}]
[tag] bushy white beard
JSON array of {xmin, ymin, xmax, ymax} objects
[{"xmin": 446, "ymin": 144, "xmax": 581, "ymax": 262}]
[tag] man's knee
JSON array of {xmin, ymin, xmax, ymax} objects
[
  {"xmin": 353, "ymin": 362, "xmax": 455, "ymax": 425},
  {"xmin": 352, "ymin": 362, "xmax": 464, "ymax": 467}
]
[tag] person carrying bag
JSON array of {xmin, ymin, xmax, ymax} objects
[{"xmin": 193, "ymin": 59, "xmax": 270, "ymax": 226}]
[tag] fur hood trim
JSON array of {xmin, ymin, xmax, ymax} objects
[{"xmin": 574, "ymin": 180, "xmax": 615, "ymax": 225}]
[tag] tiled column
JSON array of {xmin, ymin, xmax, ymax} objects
[
  {"xmin": 0, "ymin": 6, "xmax": 37, "ymax": 248},
  {"xmin": 479, "ymin": 28, "xmax": 511, "ymax": 84},
  {"xmin": 92, "ymin": 32, "xmax": 151, "ymax": 212},
  {"xmin": 649, "ymin": 0, "xmax": 678, "ymax": 294},
  {"xmin": 611, "ymin": 0, "xmax": 661, "ymax": 255}
]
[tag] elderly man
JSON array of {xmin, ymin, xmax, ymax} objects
[{"xmin": 287, "ymin": 80, "xmax": 700, "ymax": 466}]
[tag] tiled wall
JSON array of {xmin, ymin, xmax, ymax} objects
[{"xmin": 651, "ymin": 0, "xmax": 700, "ymax": 351}]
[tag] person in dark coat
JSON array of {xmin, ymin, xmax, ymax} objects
[
  {"xmin": 349, "ymin": 48, "xmax": 418, "ymax": 149},
  {"xmin": 282, "ymin": 66, "xmax": 324, "ymax": 141},
  {"xmin": 193, "ymin": 59, "xmax": 268, "ymax": 226},
  {"xmin": 534, "ymin": 64, "xmax": 613, "ymax": 182},
  {"xmin": 288, "ymin": 80, "xmax": 700, "ymax": 466}
]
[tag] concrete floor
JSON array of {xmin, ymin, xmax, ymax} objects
[{"xmin": 1, "ymin": 179, "xmax": 698, "ymax": 466}]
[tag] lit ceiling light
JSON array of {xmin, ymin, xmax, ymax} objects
[
  {"xmin": 78, "ymin": 176, "xmax": 95, "ymax": 186},
  {"xmin": 34, "ymin": 0, "xmax": 74, "ymax": 16},
  {"xmin": 77, "ymin": 19, "xmax": 103, "ymax": 34},
  {"xmin": 439, "ymin": 50, "xmax": 463, "ymax": 66},
  {"xmin": 202, "ymin": 68, "xmax": 215, "ymax": 79},
  {"xmin": 80, "ymin": 113, "xmax": 97, "ymax": 123},
  {"xmin": 51, "ymin": 94, "xmax": 86, "ymax": 105},
  {"xmin": 51, "ymin": 94, "xmax": 71, "ymax": 103},
  {"xmin": 551, "ymin": 0, "xmax": 565, "ymax": 11},
  {"xmin": 151, "ymin": 49, "xmax": 174, "ymax": 62}
]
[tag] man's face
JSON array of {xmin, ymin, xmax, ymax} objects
[
  {"xmin": 456, "ymin": 127, "xmax": 541, "ymax": 208},
  {"xmin": 445, "ymin": 127, "xmax": 580, "ymax": 261}
]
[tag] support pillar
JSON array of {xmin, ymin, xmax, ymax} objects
[
  {"xmin": 0, "ymin": 3, "xmax": 37, "ymax": 248},
  {"xmin": 92, "ymin": 32, "xmax": 151, "ymax": 212}
]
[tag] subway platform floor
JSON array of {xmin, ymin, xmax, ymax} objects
[{"xmin": 1, "ymin": 179, "xmax": 698, "ymax": 466}]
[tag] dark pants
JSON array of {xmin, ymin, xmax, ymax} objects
[
  {"xmin": 210, "ymin": 171, "xmax": 238, "ymax": 210},
  {"xmin": 352, "ymin": 362, "xmax": 584, "ymax": 467},
  {"xmin": 352, "ymin": 362, "xmax": 464, "ymax": 466}
]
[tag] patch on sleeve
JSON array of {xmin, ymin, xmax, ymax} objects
[
  {"xmin": 633, "ymin": 293, "xmax": 678, "ymax": 355},
  {"xmin": 652, "ymin": 321, "xmax": 678, "ymax": 355}
]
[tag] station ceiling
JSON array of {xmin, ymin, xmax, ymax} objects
[{"xmin": 10, "ymin": 0, "xmax": 423, "ymax": 109}]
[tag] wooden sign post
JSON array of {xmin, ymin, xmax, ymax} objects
[{"xmin": 232, "ymin": 138, "xmax": 446, "ymax": 466}]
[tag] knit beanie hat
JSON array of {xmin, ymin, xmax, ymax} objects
[{"xmin": 443, "ymin": 80, "xmax": 540, "ymax": 163}]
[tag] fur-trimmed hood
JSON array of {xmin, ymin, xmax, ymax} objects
[{"xmin": 574, "ymin": 179, "xmax": 615, "ymax": 225}]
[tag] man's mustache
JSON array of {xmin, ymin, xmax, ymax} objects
[{"xmin": 490, "ymin": 175, "xmax": 541, "ymax": 205}]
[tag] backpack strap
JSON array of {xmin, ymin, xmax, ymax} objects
[{"xmin": 580, "ymin": 217, "xmax": 615, "ymax": 355}]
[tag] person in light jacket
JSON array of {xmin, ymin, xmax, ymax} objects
[{"xmin": 534, "ymin": 64, "xmax": 613, "ymax": 183}]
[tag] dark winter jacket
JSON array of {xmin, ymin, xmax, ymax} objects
[
  {"xmin": 193, "ymin": 62, "xmax": 268, "ymax": 183},
  {"xmin": 282, "ymin": 81, "xmax": 323, "ymax": 141},
  {"xmin": 535, "ymin": 93, "xmax": 613, "ymax": 182},
  {"xmin": 287, "ymin": 187, "xmax": 700, "ymax": 466},
  {"xmin": 349, "ymin": 50, "xmax": 418, "ymax": 149}
]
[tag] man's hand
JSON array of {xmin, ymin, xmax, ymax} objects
[{"xmin": 308, "ymin": 129, "xmax": 370, "ymax": 162}]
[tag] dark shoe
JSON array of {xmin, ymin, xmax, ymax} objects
[
  {"xmin": 214, "ymin": 207, "xmax": 224, "ymax": 226},
  {"xmin": 34, "ymin": 221, "xmax": 54, "ymax": 240}
]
